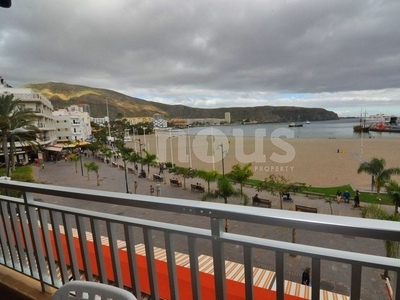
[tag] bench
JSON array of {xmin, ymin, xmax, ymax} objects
[
  {"xmin": 170, "ymin": 179, "xmax": 182, "ymax": 187},
  {"xmin": 328, "ymin": 195, "xmax": 352, "ymax": 203},
  {"xmin": 191, "ymin": 184, "xmax": 205, "ymax": 193},
  {"xmin": 295, "ymin": 205, "xmax": 317, "ymax": 213},
  {"xmin": 304, "ymin": 191, "xmax": 325, "ymax": 199},
  {"xmin": 252, "ymin": 197, "xmax": 271, "ymax": 208}
]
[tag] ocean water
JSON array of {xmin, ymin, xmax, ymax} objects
[{"xmin": 185, "ymin": 119, "xmax": 399, "ymax": 139}]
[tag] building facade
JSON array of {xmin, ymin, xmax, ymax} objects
[
  {"xmin": 0, "ymin": 87, "xmax": 57, "ymax": 164},
  {"xmin": 53, "ymin": 105, "xmax": 92, "ymax": 142}
]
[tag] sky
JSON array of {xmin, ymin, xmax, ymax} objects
[{"xmin": 1, "ymin": 0, "xmax": 400, "ymax": 117}]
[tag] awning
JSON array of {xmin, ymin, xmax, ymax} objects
[{"xmin": 45, "ymin": 146, "xmax": 63, "ymax": 152}]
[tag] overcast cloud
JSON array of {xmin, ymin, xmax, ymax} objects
[{"xmin": 1, "ymin": 0, "xmax": 400, "ymax": 116}]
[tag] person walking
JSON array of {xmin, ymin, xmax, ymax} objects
[
  {"xmin": 150, "ymin": 185, "xmax": 154, "ymax": 196},
  {"xmin": 336, "ymin": 190, "xmax": 342, "ymax": 204},
  {"xmin": 302, "ymin": 267, "xmax": 311, "ymax": 286},
  {"xmin": 134, "ymin": 181, "xmax": 138, "ymax": 194},
  {"xmin": 352, "ymin": 190, "xmax": 361, "ymax": 209},
  {"xmin": 156, "ymin": 183, "xmax": 161, "ymax": 196}
]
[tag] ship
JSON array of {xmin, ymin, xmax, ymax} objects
[
  {"xmin": 288, "ymin": 122, "xmax": 303, "ymax": 128},
  {"xmin": 369, "ymin": 117, "xmax": 400, "ymax": 133}
]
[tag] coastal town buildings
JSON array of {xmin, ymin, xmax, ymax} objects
[
  {"xmin": 0, "ymin": 86, "xmax": 57, "ymax": 164},
  {"xmin": 53, "ymin": 105, "xmax": 92, "ymax": 142}
]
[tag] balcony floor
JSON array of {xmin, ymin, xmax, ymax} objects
[{"xmin": 0, "ymin": 265, "xmax": 54, "ymax": 300}]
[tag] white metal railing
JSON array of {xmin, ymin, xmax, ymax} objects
[{"xmin": 0, "ymin": 180, "xmax": 399, "ymax": 300}]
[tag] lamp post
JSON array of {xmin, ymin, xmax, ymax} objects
[
  {"xmin": 106, "ymin": 98, "xmax": 111, "ymax": 139},
  {"xmin": 217, "ymin": 143, "xmax": 227, "ymax": 178},
  {"xmin": 123, "ymin": 138, "xmax": 130, "ymax": 193},
  {"xmin": 169, "ymin": 129, "xmax": 175, "ymax": 167},
  {"xmin": 79, "ymin": 147, "xmax": 84, "ymax": 176},
  {"xmin": 134, "ymin": 138, "xmax": 145, "ymax": 174},
  {"xmin": 187, "ymin": 125, "xmax": 192, "ymax": 169}
]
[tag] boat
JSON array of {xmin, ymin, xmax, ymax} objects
[
  {"xmin": 369, "ymin": 117, "xmax": 400, "ymax": 133},
  {"xmin": 305, "ymin": 120, "xmax": 311, "ymax": 124},
  {"xmin": 288, "ymin": 122, "xmax": 303, "ymax": 128},
  {"xmin": 353, "ymin": 124, "xmax": 370, "ymax": 133}
]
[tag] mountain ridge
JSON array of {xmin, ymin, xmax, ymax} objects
[{"xmin": 23, "ymin": 82, "xmax": 339, "ymax": 122}]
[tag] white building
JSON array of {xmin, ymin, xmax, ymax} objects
[
  {"xmin": 0, "ymin": 87, "xmax": 57, "ymax": 162},
  {"xmin": 53, "ymin": 105, "xmax": 92, "ymax": 142},
  {"xmin": 225, "ymin": 112, "xmax": 231, "ymax": 124},
  {"xmin": 153, "ymin": 113, "xmax": 167, "ymax": 128}
]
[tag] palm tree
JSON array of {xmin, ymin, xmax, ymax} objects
[
  {"xmin": 127, "ymin": 151, "xmax": 141, "ymax": 175},
  {"xmin": 362, "ymin": 204, "xmax": 400, "ymax": 278},
  {"xmin": 100, "ymin": 146, "xmax": 112, "ymax": 164},
  {"xmin": 84, "ymin": 162, "xmax": 99, "ymax": 184},
  {"xmin": 215, "ymin": 177, "xmax": 240, "ymax": 232},
  {"xmin": 386, "ymin": 180, "xmax": 400, "ymax": 215},
  {"xmin": 92, "ymin": 163, "xmax": 100, "ymax": 186},
  {"xmin": 196, "ymin": 169, "xmax": 219, "ymax": 193},
  {"xmin": 227, "ymin": 163, "xmax": 253, "ymax": 205},
  {"xmin": 69, "ymin": 155, "xmax": 80, "ymax": 173},
  {"xmin": 261, "ymin": 174, "xmax": 296, "ymax": 210},
  {"xmin": 84, "ymin": 162, "xmax": 92, "ymax": 180},
  {"xmin": 0, "ymin": 94, "xmax": 39, "ymax": 174},
  {"xmin": 141, "ymin": 150, "xmax": 157, "ymax": 177},
  {"xmin": 170, "ymin": 166, "xmax": 196, "ymax": 190},
  {"xmin": 357, "ymin": 157, "xmax": 400, "ymax": 197}
]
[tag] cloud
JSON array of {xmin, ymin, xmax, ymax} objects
[{"xmin": 1, "ymin": 0, "xmax": 400, "ymax": 117}]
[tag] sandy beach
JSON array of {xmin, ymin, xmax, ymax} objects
[{"xmin": 127, "ymin": 135, "xmax": 400, "ymax": 190}]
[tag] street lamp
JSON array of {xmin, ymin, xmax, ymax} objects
[
  {"xmin": 134, "ymin": 138, "xmax": 145, "ymax": 174},
  {"xmin": 142, "ymin": 126, "xmax": 147, "ymax": 150},
  {"xmin": 105, "ymin": 98, "xmax": 111, "ymax": 139},
  {"xmin": 168, "ymin": 128, "xmax": 176, "ymax": 167},
  {"xmin": 79, "ymin": 147, "xmax": 84, "ymax": 176},
  {"xmin": 187, "ymin": 125, "xmax": 192, "ymax": 169},
  {"xmin": 217, "ymin": 143, "xmax": 227, "ymax": 178}
]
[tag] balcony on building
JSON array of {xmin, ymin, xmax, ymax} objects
[{"xmin": 0, "ymin": 180, "xmax": 398, "ymax": 300}]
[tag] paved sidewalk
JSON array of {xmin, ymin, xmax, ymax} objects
[{"xmin": 32, "ymin": 156, "xmax": 395, "ymax": 300}]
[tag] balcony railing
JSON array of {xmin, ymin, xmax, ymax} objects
[{"xmin": 0, "ymin": 180, "xmax": 399, "ymax": 300}]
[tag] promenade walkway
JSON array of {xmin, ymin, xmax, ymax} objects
[{"xmin": 32, "ymin": 156, "xmax": 395, "ymax": 300}]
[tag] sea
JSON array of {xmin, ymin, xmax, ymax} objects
[{"xmin": 184, "ymin": 118, "xmax": 400, "ymax": 139}]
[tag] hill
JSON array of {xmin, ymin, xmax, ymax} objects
[{"xmin": 23, "ymin": 82, "xmax": 338, "ymax": 122}]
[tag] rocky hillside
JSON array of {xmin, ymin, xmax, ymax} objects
[{"xmin": 23, "ymin": 82, "xmax": 338, "ymax": 122}]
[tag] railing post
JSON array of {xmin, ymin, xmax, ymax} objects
[
  {"xmin": 211, "ymin": 217, "xmax": 226, "ymax": 300},
  {"xmin": 311, "ymin": 258, "xmax": 321, "ymax": 300},
  {"xmin": 243, "ymin": 246, "xmax": 254, "ymax": 300},
  {"xmin": 276, "ymin": 252, "xmax": 284, "ymax": 300},
  {"xmin": 350, "ymin": 264, "xmax": 362, "ymax": 300}
]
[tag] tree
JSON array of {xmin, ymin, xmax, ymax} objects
[
  {"xmin": 92, "ymin": 163, "xmax": 100, "ymax": 186},
  {"xmin": 362, "ymin": 204, "xmax": 400, "ymax": 279},
  {"xmin": 170, "ymin": 166, "xmax": 196, "ymax": 190},
  {"xmin": 69, "ymin": 154, "xmax": 80, "ymax": 173},
  {"xmin": 196, "ymin": 169, "xmax": 219, "ymax": 193},
  {"xmin": 260, "ymin": 174, "xmax": 297, "ymax": 210},
  {"xmin": 215, "ymin": 177, "xmax": 240, "ymax": 232},
  {"xmin": 386, "ymin": 180, "xmax": 400, "ymax": 215},
  {"xmin": 100, "ymin": 146, "xmax": 112, "ymax": 164},
  {"xmin": 141, "ymin": 150, "xmax": 157, "ymax": 177},
  {"xmin": 227, "ymin": 163, "xmax": 253, "ymax": 205},
  {"xmin": 115, "ymin": 140, "xmax": 138, "ymax": 193},
  {"xmin": 83, "ymin": 162, "xmax": 99, "ymax": 184},
  {"xmin": 357, "ymin": 157, "xmax": 400, "ymax": 197},
  {"xmin": 0, "ymin": 94, "xmax": 39, "ymax": 174}
]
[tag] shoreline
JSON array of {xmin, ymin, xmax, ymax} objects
[{"xmin": 126, "ymin": 136, "xmax": 400, "ymax": 189}]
